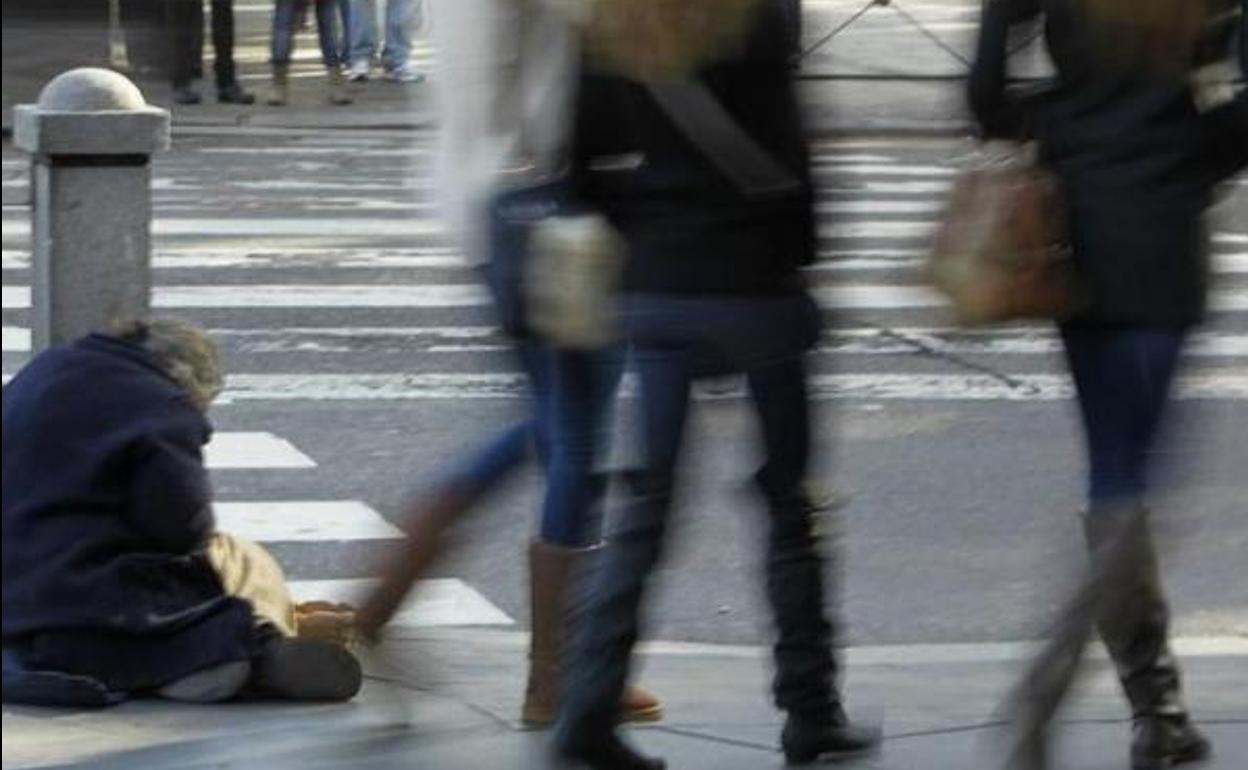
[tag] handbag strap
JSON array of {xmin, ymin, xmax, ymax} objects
[{"xmin": 645, "ymin": 81, "xmax": 802, "ymax": 198}]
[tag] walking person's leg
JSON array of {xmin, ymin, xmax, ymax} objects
[
  {"xmin": 521, "ymin": 347, "xmax": 663, "ymax": 727},
  {"xmin": 268, "ymin": 0, "xmax": 298, "ymax": 105},
  {"xmin": 746, "ymin": 353, "xmax": 879, "ymax": 763},
  {"xmin": 1005, "ymin": 325, "xmax": 1207, "ymax": 770},
  {"xmin": 211, "ymin": 0, "xmax": 254, "ymax": 102},
  {"xmin": 347, "ymin": 0, "xmax": 379, "ymax": 79},
  {"xmin": 167, "ymin": 0, "xmax": 203, "ymax": 103},
  {"xmin": 381, "ymin": 0, "xmax": 422, "ymax": 81},
  {"xmin": 556, "ymin": 345, "xmax": 692, "ymax": 769},
  {"xmin": 313, "ymin": 0, "xmax": 353, "ymax": 104},
  {"xmin": 1061, "ymin": 326, "xmax": 1208, "ymax": 769}
]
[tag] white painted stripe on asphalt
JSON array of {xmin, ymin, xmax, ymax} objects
[
  {"xmin": 287, "ymin": 578, "xmax": 514, "ymax": 628},
  {"xmin": 812, "ymin": 164, "xmax": 959, "ymax": 177},
  {"xmin": 18, "ymin": 282, "xmax": 1233, "ymax": 312},
  {"xmin": 204, "ymin": 372, "xmax": 1248, "ymax": 402},
  {"xmin": 5, "ymin": 248, "xmax": 1243, "ymax": 274},
  {"xmin": 213, "ymin": 501, "xmax": 403, "ymax": 542},
  {"xmin": 1, "ymin": 218, "xmax": 445, "ymax": 238},
  {"xmin": 204, "ymin": 432, "xmax": 316, "ymax": 469},
  {"xmin": 0, "ymin": 283, "xmax": 943, "ymax": 310},
  {"xmin": 6, "ymin": 324, "xmax": 1245, "ymax": 358},
  {"xmin": 1216, "ymin": 232, "xmax": 1248, "ymax": 245},
  {"xmin": 193, "ymin": 147, "xmax": 431, "ymax": 157},
  {"xmin": 2, "ymin": 325, "xmax": 30, "ymax": 352},
  {"xmin": 828, "ymin": 181, "xmax": 953, "ymax": 194},
  {"xmin": 817, "ymin": 200, "xmax": 946, "ymax": 215}
]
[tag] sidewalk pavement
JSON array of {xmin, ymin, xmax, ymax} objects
[{"xmin": 5, "ymin": 631, "xmax": 1246, "ymax": 769}]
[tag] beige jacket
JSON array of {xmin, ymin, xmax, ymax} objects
[{"xmin": 430, "ymin": 0, "xmax": 579, "ymax": 262}]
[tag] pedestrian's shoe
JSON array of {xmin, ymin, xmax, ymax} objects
[
  {"xmin": 251, "ymin": 637, "xmax": 362, "ymax": 701},
  {"xmin": 347, "ymin": 60, "xmax": 371, "ymax": 82},
  {"xmin": 217, "ymin": 81, "xmax": 255, "ymax": 105},
  {"xmin": 521, "ymin": 539, "xmax": 664, "ymax": 727},
  {"xmin": 326, "ymin": 67, "xmax": 353, "ymax": 105},
  {"xmin": 1082, "ymin": 506, "xmax": 1212, "ymax": 770},
  {"xmin": 267, "ymin": 65, "xmax": 290, "ymax": 106},
  {"xmin": 1131, "ymin": 715, "xmax": 1211, "ymax": 769},
  {"xmin": 383, "ymin": 65, "xmax": 425, "ymax": 83},
  {"xmin": 172, "ymin": 86, "xmax": 201, "ymax": 105},
  {"xmin": 556, "ymin": 733, "xmax": 666, "ymax": 770},
  {"xmin": 780, "ymin": 710, "xmax": 882, "ymax": 765}
]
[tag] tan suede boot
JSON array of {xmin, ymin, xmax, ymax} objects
[
  {"xmin": 355, "ymin": 486, "xmax": 472, "ymax": 641},
  {"xmin": 326, "ymin": 67, "xmax": 352, "ymax": 106},
  {"xmin": 521, "ymin": 540, "xmax": 663, "ymax": 727},
  {"xmin": 267, "ymin": 64, "xmax": 290, "ymax": 106}
]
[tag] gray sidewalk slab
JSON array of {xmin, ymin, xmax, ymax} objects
[{"xmin": 5, "ymin": 630, "xmax": 1246, "ymax": 769}]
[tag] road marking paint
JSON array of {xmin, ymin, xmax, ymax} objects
[
  {"xmin": 214, "ymin": 501, "xmax": 403, "ymax": 542},
  {"xmin": 205, "ymin": 432, "xmax": 316, "ymax": 469},
  {"xmin": 200, "ymin": 372, "xmax": 1248, "ymax": 402},
  {"xmin": 6, "ymin": 284, "xmax": 1247, "ymax": 312},
  {"xmin": 817, "ymin": 200, "xmax": 946, "ymax": 215},
  {"xmin": 287, "ymin": 578, "xmax": 514, "ymax": 628},
  {"xmin": 1, "ymin": 217, "xmax": 445, "ymax": 238},
  {"xmin": 812, "ymin": 164, "xmax": 960, "ymax": 177}
]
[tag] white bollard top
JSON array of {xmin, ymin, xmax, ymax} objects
[
  {"xmin": 14, "ymin": 68, "xmax": 170, "ymax": 157},
  {"xmin": 36, "ymin": 67, "xmax": 148, "ymax": 112}
]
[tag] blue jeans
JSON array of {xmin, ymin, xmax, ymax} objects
[
  {"xmin": 271, "ymin": 0, "xmax": 349, "ymax": 69},
  {"xmin": 1060, "ymin": 325, "xmax": 1188, "ymax": 507},
  {"xmin": 441, "ymin": 342, "xmax": 625, "ymax": 548},
  {"xmin": 348, "ymin": 0, "xmax": 418, "ymax": 72}
]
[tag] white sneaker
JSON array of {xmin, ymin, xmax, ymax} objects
[
  {"xmin": 383, "ymin": 65, "xmax": 425, "ymax": 83},
  {"xmin": 347, "ymin": 60, "xmax": 370, "ymax": 83}
]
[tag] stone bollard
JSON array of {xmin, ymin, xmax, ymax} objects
[{"xmin": 13, "ymin": 67, "xmax": 170, "ymax": 352}]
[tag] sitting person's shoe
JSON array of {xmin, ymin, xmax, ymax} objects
[
  {"xmin": 217, "ymin": 82, "xmax": 256, "ymax": 105},
  {"xmin": 294, "ymin": 601, "xmax": 358, "ymax": 648},
  {"xmin": 557, "ymin": 733, "xmax": 666, "ymax": 770},
  {"xmin": 172, "ymin": 86, "xmax": 202, "ymax": 105},
  {"xmin": 1131, "ymin": 715, "xmax": 1211, "ymax": 769},
  {"xmin": 781, "ymin": 709, "xmax": 881, "ymax": 765},
  {"xmin": 251, "ymin": 637, "xmax": 362, "ymax": 701}
]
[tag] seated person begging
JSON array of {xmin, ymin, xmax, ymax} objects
[{"xmin": 2, "ymin": 320, "xmax": 361, "ymax": 706}]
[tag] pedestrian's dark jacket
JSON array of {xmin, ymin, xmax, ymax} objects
[
  {"xmin": 572, "ymin": 1, "xmax": 815, "ymax": 298},
  {"xmin": 968, "ymin": 0, "xmax": 1248, "ymax": 326},
  {"xmin": 2, "ymin": 334, "xmax": 256, "ymax": 693}
]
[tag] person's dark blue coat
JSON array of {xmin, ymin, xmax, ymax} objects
[{"xmin": 2, "ymin": 334, "xmax": 258, "ymax": 697}]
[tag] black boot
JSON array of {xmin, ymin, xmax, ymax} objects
[
  {"xmin": 217, "ymin": 81, "xmax": 255, "ymax": 104},
  {"xmin": 1131, "ymin": 715, "xmax": 1210, "ymax": 769},
  {"xmin": 762, "ymin": 485, "xmax": 881, "ymax": 765},
  {"xmin": 556, "ymin": 472, "xmax": 669, "ymax": 770},
  {"xmin": 556, "ymin": 734, "xmax": 666, "ymax": 770},
  {"xmin": 1083, "ymin": 506, "xmax": 1211, "ymax": 770},
  {"xmin": 172, "ymin": 85, "xmax": 201, "ymax": 105},
  {"xmin": 781, "ymin": 708, "xmax": 881, "ymax": 765}
]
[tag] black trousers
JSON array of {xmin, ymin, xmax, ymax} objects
[{"xmin": 168, "ymin": 0, "xmax": 237, "ymax": 89}]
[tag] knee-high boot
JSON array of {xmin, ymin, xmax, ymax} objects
[{"xmin": 1083, "ymin": 506, "xmax": 1210, "ymax": 770}]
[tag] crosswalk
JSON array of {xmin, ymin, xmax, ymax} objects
[{"xmin": 3, "ymin": 130, "xmax": 1245, "ymax": 630}]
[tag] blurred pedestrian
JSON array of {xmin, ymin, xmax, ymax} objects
[
  {"xmin": 167, "ymin": 0, "xmax": 254, "ymax": 105},
  {"xmin": 346, "ymin": 0, "xmax": 423, "ymax": 82},
  {"xmin": 550, "ymin": 2, "xmax": 881, "ymax": 768},
  {"xmin": 353, "ymin": 0, "xmax": 660, "ymax": 729},
  {"xmin": 269, "ymin": 0, "xmax": 352, "ymax": 106},
  {"xmin": 969, "ymin": 1, "xmax": 1247, "ymax": 768},
  {"xmin": 2, "ymin": 321, "xmax": 362, "ymax": 707}
]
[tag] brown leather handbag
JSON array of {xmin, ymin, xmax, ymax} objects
[{"xmin": 927, "ymin": 144, "xmax": 1081, "ymax": 326}]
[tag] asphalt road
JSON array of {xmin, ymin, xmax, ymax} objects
[{"xmin": 3, "ymin": 126, "xmax": 1246, "ymax": 648}]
